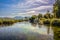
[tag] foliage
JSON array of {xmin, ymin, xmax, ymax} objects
[
  {"xmin": 0, "ymin": 18, "xmax": 23, "ymax": 25},
  {"xmin": 38, "ymin": 14, "xmax": 42, "ymax": 19},
  {"xmin": 29, "ymin": 15, "xmax": 37, "ymax": 23},
  {"xmin": 43, "ymin": 19, "xmax": 50, "ymax": 25},
  {"xmin": 53, "ymin": 0, "xmax": 60, "ymax": 18},
  {"xmin": 44, "ymin": 12, "xmax": 53, "ymax": 19},
  {"xmin": 54, "ymin": 27, "xmax": 60, "ymax": 40},
  {"xmin": 52, "ymin": 19, "xmax": 60, "ymax": 26}
]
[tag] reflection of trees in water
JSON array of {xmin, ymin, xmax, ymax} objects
[
  {"xmin": 48, "ymin": 26, "xmax": 54, "ymax": 36},
  {"xmin": 53, "ymin": 27, "xmax": 60, "ymax": 40},
  {"xmin": 31, "ymin": 23, "xmax": 37, "ymax": 27},
  {"xmin": 43, "ymin": 25, "xmax": 54, "ymax": 35},
  {"xmin": 38, "ymin": 24, "xmax": 42, "ymax": 28},
  {"xmin": 31, "ymin": 23, "xmax": 53, "ymax": 35},
  {"xmin": 30, "ymin": 22, "xmax": 42, "ymax": 28},
  {"xmin": 47, "ymin": 26, "xmax": 60, "ymax": 40},
  {"xmin": 0, "ymin": 23, "xmax": 14, "ymax": 27},
  {"xmin": 47, "ymin": 26, "xmax": 50, "ymax": 35},
  {"xmin": 44, "ymin": 25, "xmax": 54, "ymax": 40},
  {"xmin": 47, "ymin": 26, "xmax": 53, "ymax": 35},
  {"xmin": 31, "ymin": 22, "xmax": 50, "ymax": 29}
]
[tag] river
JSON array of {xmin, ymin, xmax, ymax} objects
[{"xmin": 0, "ymin": 22, "xmax": 57, "ymax": 40}]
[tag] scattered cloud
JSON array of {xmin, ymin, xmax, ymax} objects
[
  {"xmin": 0, "ymin": 0, "xmax": 55, "ymax": 17},
  {"xmin": 27, "ymin": 5, "xmax": 53, "ymax": 11}
]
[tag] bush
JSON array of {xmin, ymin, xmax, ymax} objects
[
  {"xmin": 3, "ymin": 21, "xmax": 14, "ymax": 25},
  {"xmin": 52, "ymin": 20, "xmax": 60, "ymax": 26},
  {"xmin": 0, "ymin": 21, "xmax": 2, "ymax": 25},
  {"xmin": 43, "ymin": 20, "xmax": 50, "ymax": 25}
]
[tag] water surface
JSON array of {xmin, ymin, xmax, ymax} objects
[{"xmin": 0, "ymin": 22, "xmax": 54, "ymax": 40}]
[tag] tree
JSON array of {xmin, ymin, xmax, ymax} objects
[
  {"xmin": 44, "ymin": 10, "xmax": 53, "ymax": 19},
  {"xmin": 38, "ymin": 14, "xmax": 42, "ymax": 19},
  {"xmin": 24, "ymin": 17, "xmax": 29, "ymax": 21},
  {"xmin": 29, "ymin": 15, "xmax": 37, "ymax": 23},
  {"xmin": 53, "ymin": 0, "xmax": 60, "ymax": 18},
  {"xmin": 31, "ymin": 15, "xmax": 37, "ymax": 19}
]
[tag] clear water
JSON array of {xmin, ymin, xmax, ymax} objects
[{"xmin": 0, "ymin": 22, "xmax": 54, "ymax": 40}]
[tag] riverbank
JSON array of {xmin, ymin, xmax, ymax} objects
[
  {"xmin": 0, "ymin": 17, "xmax": 60, "ymax": 27},
  {"xmin": 0, "ymin": 18, "xmax": 23, "ymax": 25},
  {"xmin": 39, "ymin": 18, "xmax": 60, "ymax": 26}
]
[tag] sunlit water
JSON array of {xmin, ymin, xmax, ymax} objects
[{"xmin": 0, "ymin": 22, "xmax": 54, "ymax": 40}]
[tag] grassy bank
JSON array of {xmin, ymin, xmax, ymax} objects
[
  {"xmin": 39, "ymin": 18, "xmax": 60, "ymax": 26},
  {"xmin": 0, "ymin": 18, "xmax": 23, "ymax": 25},
  {"xmin": 51, "ymin": 19, "xmax": 60, "ymax": 26}
]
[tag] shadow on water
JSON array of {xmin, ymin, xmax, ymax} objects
[
  {"xmin": 0, "ymin": 23, "xmax": 14, "ymax": 27},
  {"xmin": 31, "ymin": 23, "xmax": 37, "ymax": 27}
]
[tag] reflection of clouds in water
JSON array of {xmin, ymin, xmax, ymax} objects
[
  {"xmin": 0, "ymin": 22, "xmax": 54, "ymax": 40},
  {"xmin": 19, "ymin": 22, "xmax": 53, "ymax": 35},
  {"xmin": 33, "ymin": 25, "xmax": 48, "ymax": 35},
  {"xmin": 11, "ymin": 22, "xmax": 53, "ymax": 35}
]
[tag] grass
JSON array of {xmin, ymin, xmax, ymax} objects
[
  {"xmin": 0, "ymin": 18, "xmax": 23, "ymax": 25},
  {"xmin": 38, "ymin": 18, "xmax": 60, "ymax": 26}
]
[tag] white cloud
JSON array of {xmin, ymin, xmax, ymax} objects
[
  {"xmin": 26, "ymin": 0, "xmax": 49, "ymax": 4},
  {"xmin": 11, "ymin": 0, "xmax": 50, "ymax": 9},
  {"xmin": 35, "ymin": 0, "xmax": 49, "ymax": 4},
  {"xmin": 4, "ymin": 0, "xmax": 53, "ymax": 17},
  {"xmin": 26, "ymin": 11, "xmax": 38, "ymax": 15},
  {"xmin": 27, "ymin": 11, "xmax": 35, "ymax": 13},
  {"xmin": 8, "ymin": 5, "xmax": 53, "ymax": 17},
  {"xmin": 10, "ymin": 0, "xmax": 53, "ymax": 13},
  {"xmin": 10, "ymin": 10, "xmax": 39, "ymax": 17},
  {"xmin": 27, "ymin": 5, "xmax": 53, "ymax": 11}
]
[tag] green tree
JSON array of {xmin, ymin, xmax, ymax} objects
[
  {"xmin": 29, "ymin": 15, "xmax": 37, "ymax": 23},
  {"xmin": 38, "ymin": 14, "xmax": 42, "ymax": 19},
  {"xmin": 44, "ymin": 10, "xmax": 53, "ymax": 19},
  {"xmin": 53, "ymin": 0, "xmax": 60, "ymax": 18},
  {"xmin": 31, "ymin": 15, "xmax": 37, "ymax": 19}
]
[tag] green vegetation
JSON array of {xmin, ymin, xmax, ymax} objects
[
  {"xmin": 51, "ymin": 19, "xmax": 60, "ymax": 26},
  {"xmin": 38, "ymin": 14, "xmax": 42, "ymax": 19},
  {"xmin": 43, "ymin": 20, "xmax": 50, "ymax": 25},
  {"xmin": 53, "ymin": 27, "xmax": 60, "ymax": 40},
  {"xmin": 29, "ymin": 15, "xmax": 37, "ymax": 23},
  {"xmin": 53, "ymin": 0, "xmax": 60, "ymax": 18},
  {"xmin": 44, "ymin": 11, "xmax": 53, "ymax": 19},
  {"xmin": 29, "ymin": 0, "xmax": 60, "ymax": 26},
  {"xmin": 0, "ymin": 18, "xmax": 23, "ymax": 25}
]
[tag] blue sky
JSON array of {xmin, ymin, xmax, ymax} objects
[{"xmin": 0, "ymin": 0, "xmax": 55, "ymax": 17}]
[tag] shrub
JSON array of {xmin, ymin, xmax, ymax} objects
[
  {"xmin": 52, "ymin": 20, "xmax": 60, "ymax": 26},
  {"xmin": 43, "ymin": 20, "xmax": 50, "ymax": 25}
]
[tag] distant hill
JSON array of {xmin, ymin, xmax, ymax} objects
[{"xmin": 14, "ymin": 16, "xmax": 24, "ymax": 20}]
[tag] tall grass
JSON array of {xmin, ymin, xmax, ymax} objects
[{"xmin": 0, "ymin": 19, "xmax": 23, "ymax": 25}]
